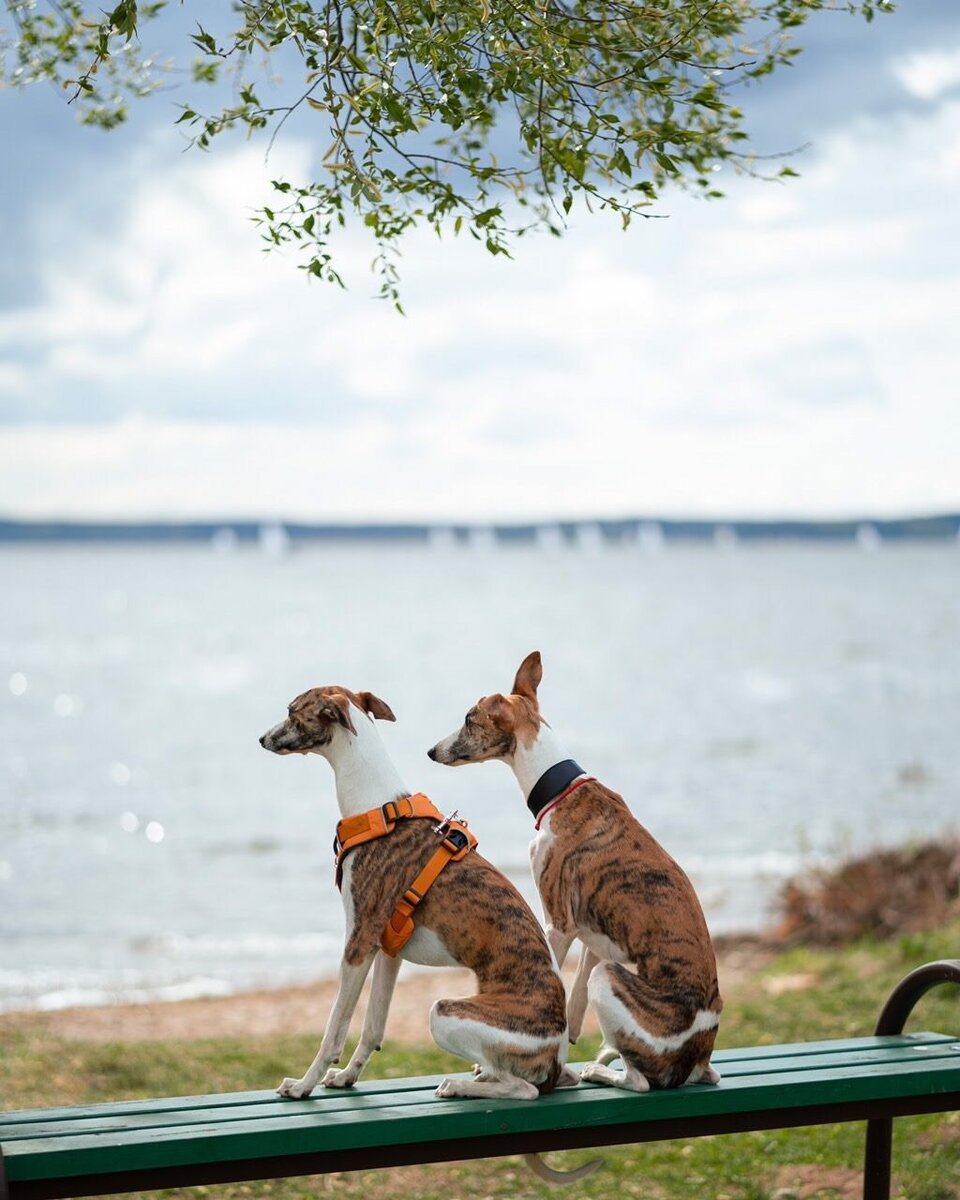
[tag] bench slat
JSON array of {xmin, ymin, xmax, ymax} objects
[
  {"xmin": 6, "ymin": 1038, "xmax": 960, "ymax": 1144},
  {"xmin": 3, "ymin": 1032, "xmax": 953, "ymax": 1129},
  {"xmin": 5, "ymin": 1039, "xmax": 960, "ymax": 1187}
]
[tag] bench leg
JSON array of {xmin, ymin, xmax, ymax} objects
[
  {"xmin": 0, "ymin": 1142, "xmax": 8, "ymax": 1200},
  {"xmin": 862, "ymin": 959, "xmax": 960, "ymax": 1200}
]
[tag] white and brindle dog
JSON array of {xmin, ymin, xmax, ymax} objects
[
  {"xmin": 259, "ymin": 684, "xmax": 577, "ymax": 1104},
  {"xmin": 428, "ymin": 652, "xmax": 723, "ymax": 1094}
]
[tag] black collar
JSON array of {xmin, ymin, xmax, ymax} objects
[{"xmin": 526, "ymin": 759, "xmax": 585, "ymax": 821}]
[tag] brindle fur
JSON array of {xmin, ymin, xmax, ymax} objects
[
  {"xmin": 344, "ymin": 820, "xmax": 568, "ymax": 1043},
  {"xmin": 261, "ymin": 684, "xmax": 569, "ymax": 1100},
  {"xmin": 429, "ymin": 652, "xmax": 723, "ymax": 1092},
  {"xmin": 541, "ymin": 779, "xmax": 721, "ymax": 1086}
]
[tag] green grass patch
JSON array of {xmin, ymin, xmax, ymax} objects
[{"xmin": 2, "ymin": 921, "xmax": 958, "ymax": 1200}]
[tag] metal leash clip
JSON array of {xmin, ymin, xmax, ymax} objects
[{"xmin": 432, "ymin": 809, "xmax": 465, "ymax": 836}]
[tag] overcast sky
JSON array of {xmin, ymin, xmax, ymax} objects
[{"xmin": 1, "ymin": 3, "xmax": 958, "ymax": 522}]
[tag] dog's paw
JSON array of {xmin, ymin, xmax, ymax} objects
[
  {"xmin": 435, "ymin": 1077, "xmax": 459, "ymax": 1098},
  {"xmin": 276, "ymin": 1077, "xmax": 313, "ymax": 1099},
  {"xmin": 321, "ymin": 1067, "xmax": 357, "ymax": 1089},
  {"xmin": 555, "ymin": 1066, "xmax": 581, "ymax": 1088},
  {"xmin": 578, "ymin": 1062, "xmax": 610, "ymax": 1085}
]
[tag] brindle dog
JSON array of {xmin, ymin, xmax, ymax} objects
[
  {"xmin": 429, "ymin": 653, "xmax": 722, "ymax": 1093},
  {"xmin": 260, "ymin": 685, "xmax": 577, "ymax": 1103}
]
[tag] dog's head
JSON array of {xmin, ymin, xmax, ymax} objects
[
  {"xmin": 260, "ymin": 686, "xmax": 395, "ymax": 756},
  {"xmin": 427, "ymin": 650, "xmax": 545, "ymax": 766}
]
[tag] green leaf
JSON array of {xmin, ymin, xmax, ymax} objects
[{"xmin": 0, "ymin": 0, "xmax": 894, "ymax": 305}]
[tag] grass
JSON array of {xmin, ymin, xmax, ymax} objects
[{"xmin": 2, "ymin": 920, "xmax": 959, "ymax": 1200}]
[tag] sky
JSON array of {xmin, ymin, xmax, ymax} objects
[{"xmin": 0, "ymin": 3, "xmax": 958, "ymax": 523}]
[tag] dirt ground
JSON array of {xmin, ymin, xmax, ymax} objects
[{"xmin": 0, "ymin": 937, "xmax": 771, "ymax": 1044}]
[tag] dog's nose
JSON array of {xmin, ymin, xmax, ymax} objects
[
  {"xmin": 259, "ymin": 735, "xmax": 267, "ymax": 747},
  {"xmin": 426, "ymin": 746, "xmax": 437, "ymax": 761}
]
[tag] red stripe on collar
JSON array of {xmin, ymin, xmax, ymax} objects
[{"xmin": 534, "ymin": 776, "xmax": 595, "ymax": 830}]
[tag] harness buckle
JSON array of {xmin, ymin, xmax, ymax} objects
[
  {"xmin": 381, "ymin": 799, "xmax": 400, "ymax": 824},
  {"xmin": 441, "ymin": 828, "xmax": 470, "ymax": 855}
]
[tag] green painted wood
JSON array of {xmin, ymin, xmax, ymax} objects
[
  {"xmin": 6, "ymin": 1039, "xmax": 960, "ymax": 1144},
  {"xmin": 3, "ymin": 1035, "xmax": 960, "ymax": 1187},
  {"xmin": 4, "ymin": 1033, "xmax": 952, "ymax": 1131},
  {"xmin": 3, "ymin": 1033, "xmax": 954, "ymax": 1131},
  {"xmin": 712, "ymin": 1032, "xmax": 956, "ymax": 1062}
]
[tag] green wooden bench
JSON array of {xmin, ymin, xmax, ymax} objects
[{"xmin": 2, "ymin": 961, "xmax": 958, "ymax": 1200}]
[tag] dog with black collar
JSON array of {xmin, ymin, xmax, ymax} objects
[{"xmin": 428, "ymin": 652, "xmax": 723, "ymax": 1094}]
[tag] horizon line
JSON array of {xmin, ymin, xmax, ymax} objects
[{"xmin": 1, "ymin": 512, "xmax": 959, "ymax": 545}]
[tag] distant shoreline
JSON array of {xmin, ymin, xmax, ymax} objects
[
  {"xmin": 1, "ymin": 513, "xmax": 958, "ymax": 545},
  {"xmin": 0, "ymin": 938, "xmax": 774, "ymax": 1042}
]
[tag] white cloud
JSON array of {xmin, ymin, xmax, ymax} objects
[
  {"xmin": 893, "ymin": 44, "xmax": 960, "ymax": 101},
  {"xmin": 0, "ymin": 95, "xmax": 958, "ymax": 520}
]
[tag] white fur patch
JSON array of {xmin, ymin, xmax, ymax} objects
[
  {"xmin": 578, "ymin": 927, "xmax": 631, "ymax": 965},
  {"xmin": 400, "ymin": 925, "xmax": 459, "ymax": 967},
  {"xmin": 588, "ymin": 968, "xmax": 720, "ymax": 1055},
  {"xmin": 328, "ymin": 711, "xmax": 410, "ymax": 818},
  {"xmin": 430, "ymin": 1009, "xmax": 568, "ymax": 1065},
  {"xmin": 511, "ymin": 728, "xmax": 579, "ymax": 801},
  {"xmin": 528, "ymin": 825, "xmax": 555, "ymax": 890}
]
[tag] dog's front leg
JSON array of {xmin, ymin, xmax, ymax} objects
[
  {"xmin": 277, "ymin": 953, "xmax": 375, "ymax": 1099},
  {"xmin": 544, "ymin": 924, "xmax": 585, "ymax": 1071},
  {"xmin": 321, "ymin": 950, "xmax": 402, "ymax": 1089},
  {"xmin": 566, "ymin": 941, "xmax": 599, "ymax": 1043}
]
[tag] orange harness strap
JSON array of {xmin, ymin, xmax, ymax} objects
[
  {"xmin": 333, "ymin": 794, "xmax": 477, "ymax": 957},
  {"xmin": 380, "ymin": 820, "xmax": 476, "ymax": 956},
  {"xmin": 334, "ymin": 793, "xmax": 441, "ymax": 870}
]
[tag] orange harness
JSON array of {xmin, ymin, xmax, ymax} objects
[{"xmin": 333, "ymin": 794, "xmax": 477, "ymax": 957}]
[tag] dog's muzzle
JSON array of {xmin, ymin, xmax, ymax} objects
[{"xmin": 260, "ymin": 722, "xmax": 298, "ymax": 753}]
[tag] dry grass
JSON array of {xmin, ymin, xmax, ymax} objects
[{"xmin": 776, "ymin": 840, "xmax": 960, "ymax": 946}]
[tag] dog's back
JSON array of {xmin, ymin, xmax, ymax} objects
[
  {"xmin": 535, "ymin": 779, "xmax": 722, "ymax": 1086},
  {"xmin": 345, "ymin": 819, "xmax": 569, "ymax": 1092}
]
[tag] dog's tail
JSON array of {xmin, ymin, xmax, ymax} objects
[{"xmin": 523, "ymin": 1153, "xmax": 604, "ymax": 1186}]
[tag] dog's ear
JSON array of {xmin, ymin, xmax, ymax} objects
[
  {"xmin": 485, "ymin": 693, "xmax": 516, "ymax": 730},
  {"xmin": 512, "ymin": 650, "xmax": 543, "ymax": 700},
  {"xmin": 322, "ymin": 693, "xmax": 358, "ymax": 735},
  {"xmin": 356, "ymin": 691, "xmax": 396, "ymax": 722}
]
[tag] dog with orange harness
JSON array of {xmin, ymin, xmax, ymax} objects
[{"xmin": 259, "ymin": 684, "xmax": 576, "ymax": 1104}]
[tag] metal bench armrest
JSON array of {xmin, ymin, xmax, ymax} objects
[{"xmin": 864, "ymin": 959, "xmax": 960, "ymax": 1200}]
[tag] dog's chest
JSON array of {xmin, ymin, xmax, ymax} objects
[
  {"xmin": 528, "ymin": 824, "xmax": 554, "ymax": 889},
  {"xmin": 529, "ymin": 815, "xmax": 584, "ymax": 929},
  {"xmin": 529, "ymin": 804, "xmax": 641, "ymax": 955}
]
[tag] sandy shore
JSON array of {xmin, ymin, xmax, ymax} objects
[{"xmin": 0, "ymin": 938, "xmax": 772, "ymax": 1044}]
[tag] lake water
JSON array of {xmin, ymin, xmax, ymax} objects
[{"xmin": 1, "ymin": 541, "xmax": 958, "ymax": 1012}]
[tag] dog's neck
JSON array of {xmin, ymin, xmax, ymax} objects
[
  {"xmin": 509, "ymin": 722, "xmax": 575, "ymax": 802},
  {"xmin": 324, "ymin": 715, "xmax": 409, "ymax": 819}
]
